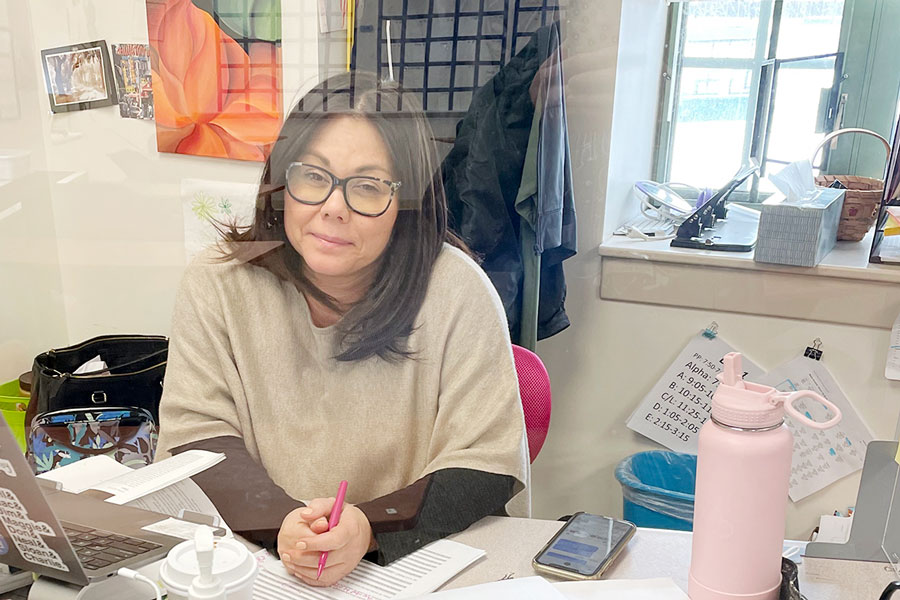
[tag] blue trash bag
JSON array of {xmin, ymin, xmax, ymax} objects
[{"xmin": 615, "ymin": 450, "xmax": 697, "ymax": 530}]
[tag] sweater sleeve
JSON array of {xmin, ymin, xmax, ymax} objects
[
  {"xmin": 358, "ymin": 468, "xmax": 516, "ymax": 565},
  {"xmin": 156, "ymin": 258, "xmax": 255, "ymax": 457}
]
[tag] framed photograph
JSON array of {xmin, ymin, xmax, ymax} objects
[{"xmin": 40, "ymin": 40, "xmax": 117, "ymax": 113}]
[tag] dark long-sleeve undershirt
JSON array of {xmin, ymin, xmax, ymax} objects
[{"xmin": 170, "ymin": 436, "xmax": 516, "ymax": 565}]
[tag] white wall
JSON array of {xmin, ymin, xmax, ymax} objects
[
  {"xmin": 0, "ymin": 0, "xmax": 68, "ymax": 381},
  {"xmin": 4, "ymin": 0, "xmax": 323, "ymax": 364},
  {"xmin": 532, "ymin": 0, "xmax": 900, "ymax": 539}
]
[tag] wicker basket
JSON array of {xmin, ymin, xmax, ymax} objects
[
  {"xmin": 813, "ymin": 174, "xmax": 883, "ymax": 241},
  {"xmin": 811, "ymin": 128, "xmax": 891, "ymax": 242}
]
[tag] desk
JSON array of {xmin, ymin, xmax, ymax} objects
[
  {"xmin": 26, "ymin": 516, "xmax": 900, "ymax": 599},
  {"xmin": 444, "ymin": 517, "xmax": 898, "ymax": 599}
]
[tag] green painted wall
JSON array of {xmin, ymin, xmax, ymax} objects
[{"xmin": 826, "ymin": 0, "xmax": 900, "ymax": 179}]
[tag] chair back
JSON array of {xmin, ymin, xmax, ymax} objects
[{"xmin": 511, "ymin": 345, "xmax": 552, "ymax": 463}]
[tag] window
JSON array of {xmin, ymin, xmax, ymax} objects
[{"xmin": 656, "ymin": 0, "xmax": 846, "ymax": 196}]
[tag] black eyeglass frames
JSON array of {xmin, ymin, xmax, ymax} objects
[{"xmin": 285, "ymin": 162, "xmax": 402, "ymax": 217}]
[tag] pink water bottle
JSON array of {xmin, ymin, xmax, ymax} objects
[{"xmin": 688, "ymin": 353, "xmax": 842, "ymax": 600}]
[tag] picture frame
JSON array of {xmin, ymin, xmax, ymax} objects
[{"xmin": 40, "ymin": 40, "xmax": 117, "ymax": 113}]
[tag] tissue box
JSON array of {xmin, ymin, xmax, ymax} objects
[{"xmin": 754, "ymin": 187, "xmax": 845, "ymax": 267}]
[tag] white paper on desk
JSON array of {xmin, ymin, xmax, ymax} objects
[
  {"xmin": 759, "ymin": 356, "xmax": 874, "ymax": 502},
  {"xmin": 142, "ymin": 517, "xmax": 220, "ymax": 541},
  {"xmin": 253, "ymin": 539, "xmax": 485, "ymax": 600},
  {"xmin": 626, "ymin": 332, "xmax": 764, "ymax": 453},
  {"xmin": 554, "ymin": 578, "xmax": 689, "ymax": 600},
  {"xmin": 127, "ymin": 478, "xmax": 225, "ymax": 523},
  {"xmin": 410, "ymin": 576, "xmax": 567, "ymax": 599},
  {"xmin": 92, "ymin": 449, "xmax": 225, "ymax": 505},
  {"xmin": 37, "ymin": 455, "xmax": 131, "ymax": 493},
  {"xmin": 887, "ymin": 312, "xmax": 900, "ymax": 381}
]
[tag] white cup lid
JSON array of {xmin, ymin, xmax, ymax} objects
[{"xmin": 160, "ymin": 537, "xmax": 256, "ymax": 593}]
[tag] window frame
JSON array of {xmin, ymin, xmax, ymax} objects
[{"xmin": 653, "ymin": 0, "xmax": 847, "ymax": 202}]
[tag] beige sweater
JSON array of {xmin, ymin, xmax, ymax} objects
[{"xmin": 157, "ymin": 244, "xmax": 530, "ymax": 516}]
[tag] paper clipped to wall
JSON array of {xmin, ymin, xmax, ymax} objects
[
  {"xmin": 626, "ymin": 330, "xmax": 764, "ymax": 453},
  {"xmin": 181, "ymin": 178, "xmax": 258, "ymax": 261},
  {"xmin": 759, "ymin": 356, "xmax": 874, "ymax": 502},
  {"xmin": 888, "ymin": 312, "xmax": 900, "ymax": 382}
]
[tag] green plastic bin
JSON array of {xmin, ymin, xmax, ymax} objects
[{"xmin": 0, "ymin": 380, "xmax": 30, "ymax": 453}]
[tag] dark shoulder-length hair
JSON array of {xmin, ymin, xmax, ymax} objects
[{"xmin": 219, "ymin": 71, "xmax": 466, "ymax": 362}]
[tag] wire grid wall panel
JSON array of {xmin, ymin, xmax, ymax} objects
[
  {"xmin": 208, "ymin": 0, "xmax": 282, "ymax": 112},
  {"xmin": 377, "ymin": 0, "xmax": 510, "ymax": 113},
  {"xmin": 511, "ymin": 0, "xmax": 561, "ymax": 55}
]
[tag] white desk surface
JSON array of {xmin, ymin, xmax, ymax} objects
[
  {"xmin": 26, "ymin": 516, "xmax": 900, "ymax": 599},
  {"xmin": 444, "ymin": 516, "xmax": 899, "ymax": 599}
]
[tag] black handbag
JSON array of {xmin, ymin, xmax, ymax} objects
[{"xmin": 28, "ymin": 335, "xmax": 168, "ymax": 428}]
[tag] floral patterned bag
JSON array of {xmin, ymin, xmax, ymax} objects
[{"xmin": 26, "ymin": 407, "xmax": 156, "ymax": 474}]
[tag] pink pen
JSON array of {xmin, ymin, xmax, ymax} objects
[{"xmin": 316, "ymin": 480, "xmax": 348, "ymax": 580}]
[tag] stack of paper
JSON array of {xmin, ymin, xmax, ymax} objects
[
  {"xmin": 253, "ymin": 539, "xmax": 485, "ymax": 600},
  {"xmin": 554, "ymin": 578, "xmax": 689, "ymax": 599},
  {"xmin": 37, "ymin": 450, "xmax": 227, "ymax": 539},
  {"xmin": 411, "ymin": 576, "xmax": 566, "ymax": 599},
  {"xmin": 402, "ymin": 576, "xmax": 688, "ymax": 600}
]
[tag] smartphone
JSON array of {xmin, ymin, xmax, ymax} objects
[{"xmin": 532, "ymin": 512, "xmax": 636, "ymax": 580}]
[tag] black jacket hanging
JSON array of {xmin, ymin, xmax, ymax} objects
[{"xmin": 442, "ymin": 22, "xmax": 576, "ymax": 343}]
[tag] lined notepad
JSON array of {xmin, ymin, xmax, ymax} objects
[{"xmin": 253, "ymin": 539, "xmax": 485, "ymax": 600}]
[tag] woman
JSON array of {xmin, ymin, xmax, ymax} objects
[{"xmin": 157, "ymin": 72, "xmax": 529, "ymax": 587}]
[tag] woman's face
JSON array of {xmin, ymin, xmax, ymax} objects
[{"xmin": 284, "ymin": 116, "xmax": 399, "ymax": 291}]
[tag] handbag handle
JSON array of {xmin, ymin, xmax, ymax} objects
[
  {"xmin": 68, "ymin": 348, "xmax": 168, "ymax": 377},
  {"xmin": 45, "ymin": 348, "xmax": 168, "ymax": 378}
]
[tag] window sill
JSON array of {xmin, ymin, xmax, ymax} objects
[{"xmin": 597, "ymin": 230, "xmax": 900, "ymax": 329}]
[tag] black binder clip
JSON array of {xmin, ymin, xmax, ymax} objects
[
  {"xmin": 804, "ymin": 338, "xmax": 823, "ymax": 361},
  {"xmin": 702, "ymin": 322, "xmax": 719, "ymax": 339}
]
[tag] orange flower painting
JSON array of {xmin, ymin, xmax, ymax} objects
[{"xmin": 145, "ymin": 0, "xmax": 283, "ymax": 161}]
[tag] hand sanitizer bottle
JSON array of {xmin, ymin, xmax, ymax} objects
[{"xmin": 688, "ymin": 353, "xmax": 842, "ymax": 600}]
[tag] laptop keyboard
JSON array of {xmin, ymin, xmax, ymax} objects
[{"xmin": 62, "ymin": 522, "xmax": 162, "ymax": 571}]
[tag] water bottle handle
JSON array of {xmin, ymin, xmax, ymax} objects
[{"xmin": 776, "ymin": 391, "xmax": 842, "ymax": 429}]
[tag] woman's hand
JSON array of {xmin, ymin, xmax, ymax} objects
[{"xmin": 277, "ymin": 497, "xmax": 375, "ymax": 587}]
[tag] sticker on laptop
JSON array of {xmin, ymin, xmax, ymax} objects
[
  {"xmin": 0, "ymin": 487, "xmax": 68, "ymax": 571},
  {"xmin": 0, "ymin": 459, "xmax": 16, "ymax": 478}
]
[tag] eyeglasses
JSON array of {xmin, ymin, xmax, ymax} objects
[{"xmin": 285, "ymin": 162, "xmax": 402, "ymax": 217}]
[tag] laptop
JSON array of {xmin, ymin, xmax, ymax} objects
[{"xmin": 0, "ymin": 417, "xmax": 181, "ymax": 586}]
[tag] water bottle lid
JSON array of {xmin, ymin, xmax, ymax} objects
[{"xmin": 711, "ymin": 353, "xmax": 843, "ymax": 430}]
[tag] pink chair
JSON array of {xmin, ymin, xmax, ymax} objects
[{"xmin": 511, "ymin": 345, "xmax": 552, "ymax": 463}]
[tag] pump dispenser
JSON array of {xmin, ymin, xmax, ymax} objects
[
  {"xmin": 688, "ymin": 353, "xmax": 842, "ymax": 600},
  {"xmin": 188, "ymin": 527, "xmax": 226, "ymax": 600}
]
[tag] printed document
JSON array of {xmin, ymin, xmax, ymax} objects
[
  {"xmin": 627, "ymin": 331, "xmax": 763, "ymax": 453},
  {"xmin": 760, "ymin": 356, "xmax": 873, "ymax": 501},
  {"xmin": 253, "ymin": 539, "xmax": 485, "ymax": 600}
]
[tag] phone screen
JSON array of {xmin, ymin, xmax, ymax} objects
[{"xmin": 535, "ymin": 513, "xmax": 634, "ymax": 577}]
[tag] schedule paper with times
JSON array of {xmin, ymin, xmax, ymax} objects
[{"xmin": 627, "ymin": 332, "xmax": 764, "ymax": 453}]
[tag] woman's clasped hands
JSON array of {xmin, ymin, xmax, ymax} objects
[{"xmin": 278, "ymin": 497, "xmax": 375, "ymax": 587}]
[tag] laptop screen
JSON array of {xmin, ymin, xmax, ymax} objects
[{"xmin": 0, "ymin": 419, "xmax": 87, "ymax": 585}]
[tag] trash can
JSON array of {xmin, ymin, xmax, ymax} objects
[{"xmin": 615, "ymin": 450, "xmax": 697, "ymax": 531}]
